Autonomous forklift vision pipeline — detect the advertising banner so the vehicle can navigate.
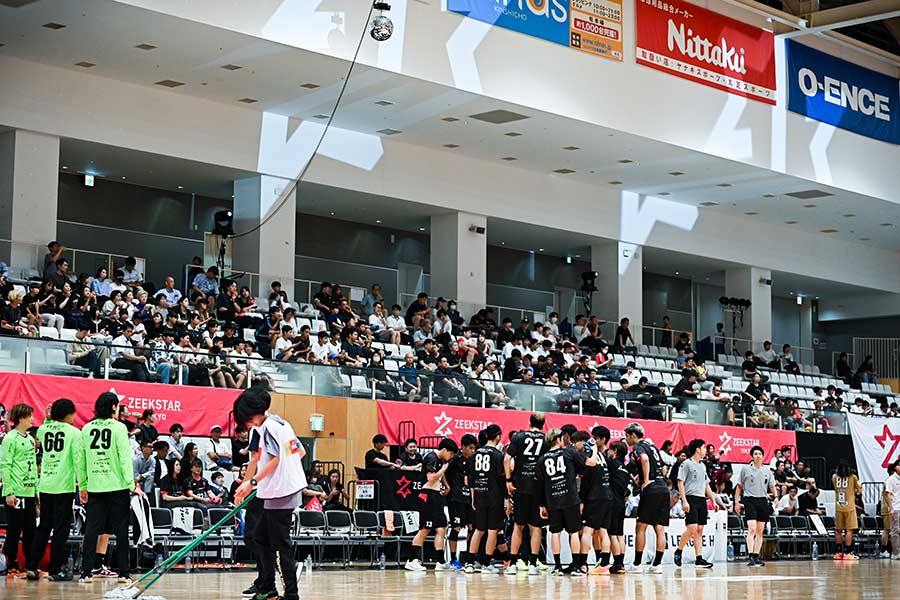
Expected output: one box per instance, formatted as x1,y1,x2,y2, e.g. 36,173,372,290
635,0,776,104
677,422,797,462
447,0,624,62
786,39,900,144
0,372,240,436
847,413,900,482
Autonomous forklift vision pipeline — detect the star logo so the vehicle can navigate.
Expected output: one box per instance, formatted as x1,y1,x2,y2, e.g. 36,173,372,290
718,430,733,456
874,424,900,468
396,476,413,499
434,411,454,437
107,387,126,403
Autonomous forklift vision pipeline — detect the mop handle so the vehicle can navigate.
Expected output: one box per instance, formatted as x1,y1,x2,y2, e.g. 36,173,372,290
136,490,258,584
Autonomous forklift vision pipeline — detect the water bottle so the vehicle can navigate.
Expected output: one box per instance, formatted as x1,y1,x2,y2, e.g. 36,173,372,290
378,553,386,570
185,555,192,573
811,542,819,561
155,553,163,572
67,553,75,576
305,555,313,573
727,543,735,562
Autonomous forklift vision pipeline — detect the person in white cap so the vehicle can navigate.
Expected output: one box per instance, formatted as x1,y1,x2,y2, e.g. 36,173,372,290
203,425,234,471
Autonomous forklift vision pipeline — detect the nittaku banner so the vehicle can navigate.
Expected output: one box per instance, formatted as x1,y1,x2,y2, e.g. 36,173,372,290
635,0,776,104
786,39,900,145
447,0,624,62
847,413,900,482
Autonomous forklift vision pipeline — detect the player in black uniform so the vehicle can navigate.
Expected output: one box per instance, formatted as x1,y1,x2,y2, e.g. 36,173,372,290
446,434,477,570
606,440,631,574
405,438,459,572
580,426,614,575
466,424,508,574
504,413,547,575
624,422,669,574
537,429,599,576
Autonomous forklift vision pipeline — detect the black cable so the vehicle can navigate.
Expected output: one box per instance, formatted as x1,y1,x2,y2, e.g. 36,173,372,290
230,1,377,239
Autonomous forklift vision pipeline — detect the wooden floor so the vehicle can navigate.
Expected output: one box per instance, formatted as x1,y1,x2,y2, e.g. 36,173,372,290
2,561,900,600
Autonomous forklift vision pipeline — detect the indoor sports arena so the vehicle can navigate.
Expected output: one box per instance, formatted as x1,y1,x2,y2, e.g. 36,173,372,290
2,0,900,599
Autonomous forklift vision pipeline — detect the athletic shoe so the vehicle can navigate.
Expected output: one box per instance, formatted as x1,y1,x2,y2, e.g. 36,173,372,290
450,561,464,571
78,576,94,584
503,564,517,575
646,565,663,574
527,565,539,575
253,591,278,600
609,564,626,575
434,562,451,571
755,557,766,567
48,572,73,582
892,554,900,560
537,561,551,571
551,567,565,577
695,557,714,569
404,559,427,572
515,559,528,571
117,577,133,585
625,564,643,573
480,564,499,574
464,563,475,573
26,570,39,581
843,553,859,561
747,557,759,567
879,551,891,559
242,584,260,598
93,566,117,578
673,552,682,568
589,565,610,575
833,553,844,561
570,569,586,577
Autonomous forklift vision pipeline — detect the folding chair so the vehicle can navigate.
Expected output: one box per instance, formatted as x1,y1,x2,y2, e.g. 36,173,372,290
353,510,382,566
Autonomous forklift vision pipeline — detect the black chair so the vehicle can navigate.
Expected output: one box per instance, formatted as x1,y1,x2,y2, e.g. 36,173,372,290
208,508,236,566
727,514,745,558
859,516,881,557
324,511,353,567
791,516,812,556
352,511,382,565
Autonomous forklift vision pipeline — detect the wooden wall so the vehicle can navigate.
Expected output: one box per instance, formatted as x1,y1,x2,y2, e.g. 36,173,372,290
276,394,378,477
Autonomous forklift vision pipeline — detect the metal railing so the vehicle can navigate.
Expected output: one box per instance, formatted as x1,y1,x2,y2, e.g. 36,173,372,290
852,338,900,379
0,237,145,286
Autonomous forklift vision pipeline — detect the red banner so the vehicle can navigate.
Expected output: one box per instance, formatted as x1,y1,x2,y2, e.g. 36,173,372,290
677,422,795,463
376,400,679,447
636,0,776,104
0,372,241,436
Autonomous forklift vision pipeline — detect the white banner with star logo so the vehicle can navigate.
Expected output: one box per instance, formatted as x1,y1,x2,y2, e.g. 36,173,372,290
848,413,900,482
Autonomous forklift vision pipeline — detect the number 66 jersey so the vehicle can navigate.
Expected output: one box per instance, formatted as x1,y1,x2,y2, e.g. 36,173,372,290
36,418,83,495
78,417,135,493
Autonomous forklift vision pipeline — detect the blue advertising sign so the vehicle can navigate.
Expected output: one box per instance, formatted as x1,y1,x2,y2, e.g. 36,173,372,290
786,39,900,145
447,0,624,62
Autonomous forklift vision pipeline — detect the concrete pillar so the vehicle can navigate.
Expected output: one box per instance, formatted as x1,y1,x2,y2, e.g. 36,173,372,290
232,175,296,300
429,212,486,317
0,130,60,273
591,240,643,344
725,267,772,352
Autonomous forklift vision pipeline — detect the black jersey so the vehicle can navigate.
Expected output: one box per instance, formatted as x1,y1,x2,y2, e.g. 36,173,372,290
609,457,631,502
583,453,614,502
506,429,546,494
445,452,470,503
537,446,586,509
631,440,667,494
467,445,505,507
423,451,445,475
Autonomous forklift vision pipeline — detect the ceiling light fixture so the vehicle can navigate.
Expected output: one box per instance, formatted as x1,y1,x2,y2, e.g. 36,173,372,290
419,227,425,231
744,211,758,215
376,219,382,224
329,212,335,216
802,204,817,208
300,82,320,89
820,228,838,233
784,220,799,224
762,193,776,198
221,64,243,71
370,1,394,41
177,185,183,189
658,192,670,196
617,159,633,164
698,201,718,207
42,22,66,30
842,213,856,218
441,117,460,122
504,132,522,137
134,43,157,50
121,176,126,180
469,109,530,124
238,98,258,104
608,180,623,185
312,114,330,119
716,183,733,187
374,100,394,106
74,61,96,68
155,79,185,88
501,156,517,161
538,248,544,252
562,146,580,151
61,166,68,170
675,271,680,275
668,171,685,176
443,143,460,148
552,168,575,174
880,222,895,227
376,128,401,135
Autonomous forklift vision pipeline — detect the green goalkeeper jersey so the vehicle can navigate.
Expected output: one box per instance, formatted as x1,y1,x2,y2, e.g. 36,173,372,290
36,420,83,494
77,418,134,493
0,429,38,498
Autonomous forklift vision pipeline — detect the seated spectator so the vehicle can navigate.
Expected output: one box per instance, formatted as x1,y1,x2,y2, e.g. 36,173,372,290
594,343,620,380
110,323,149,381
798,486,823,516
216,280,240,323
90,266,112,301
368,302,396,344
834,352,853,384
434,356,466,403
476,359,508,407
385,304,410,344
268,281,289,310
191,265,220,302
204,425,235,471
778,486,800,515
68,324,105,376
755,340,780,369
234,286,260,328
741,350,759,379
340,327,367,368
856,355,879,384
405,292,431,327
186,256,204,283
207,339,239,388
158,460,206,511
328,298,357,332
313,281,336,316
396,353,421,402
781,344,800,374
25,279,65,334
397,439,424,470
184,459,223,507
158,275,182,307
457,328,479,368
323,469,351,512
675,331,693,353
152,330,186,383
209,472,230,506
672,371,700,399
360,283,383,318
274,325,301,362
109,269,128,294
133,440,156,495
255,306,282,358
413,319,434,348
47,257,71,292
121,256,145,291
1,290,36,337
788,461,816,489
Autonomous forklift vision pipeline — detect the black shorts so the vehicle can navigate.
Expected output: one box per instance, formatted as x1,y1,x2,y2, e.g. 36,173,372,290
448,499,474,528
608,500,626,536
418,490,447,530
637,491,670,527
743,497,770,522
582,498,612,531
685,496,709,526
548,505,582,534
513,492,544,527
473,499,505,531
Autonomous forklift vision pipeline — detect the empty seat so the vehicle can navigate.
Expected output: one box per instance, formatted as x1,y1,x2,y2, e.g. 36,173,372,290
311,319,327,333
39,326,59,339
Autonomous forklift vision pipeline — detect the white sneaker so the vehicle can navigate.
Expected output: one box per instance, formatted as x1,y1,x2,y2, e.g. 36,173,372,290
480,564,499,574
892,554,900,561
515,559,528,571
404,559,427,572
434,562,451,571
528,565,539,575
464,563,475,574
503,564,517,575
879,551,891,559
625,564,644,573
646,565,663,574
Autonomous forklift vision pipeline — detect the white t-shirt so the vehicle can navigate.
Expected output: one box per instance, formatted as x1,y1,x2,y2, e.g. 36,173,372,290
386,315,406,331
368,314,386,331
254,414,307,499
778,494,798,512
886,473,900,512
203,437,231,470
275,337,293,355
310,339,329,361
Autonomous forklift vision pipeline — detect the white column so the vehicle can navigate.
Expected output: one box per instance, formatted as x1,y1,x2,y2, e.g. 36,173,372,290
232,175,296,299
591,240,643,344
800,298,814,365
0,130,60,272
725,267,772,351
429,212,486,317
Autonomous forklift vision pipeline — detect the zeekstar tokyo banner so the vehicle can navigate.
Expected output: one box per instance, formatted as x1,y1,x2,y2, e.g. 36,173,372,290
635,0,776,104
847,413,900,482
677,422,796,463
376,399,679,446
0,372,241,436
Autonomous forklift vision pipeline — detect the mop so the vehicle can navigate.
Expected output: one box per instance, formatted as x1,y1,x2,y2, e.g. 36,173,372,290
105,490,257,600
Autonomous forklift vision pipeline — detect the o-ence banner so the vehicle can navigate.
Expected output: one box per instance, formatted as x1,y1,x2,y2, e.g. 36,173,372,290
447,0,624,62
787,39,900,144
636,0,776,104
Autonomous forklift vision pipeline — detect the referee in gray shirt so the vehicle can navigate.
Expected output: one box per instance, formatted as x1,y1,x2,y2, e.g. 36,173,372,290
674,439,726,568
735,445,777,567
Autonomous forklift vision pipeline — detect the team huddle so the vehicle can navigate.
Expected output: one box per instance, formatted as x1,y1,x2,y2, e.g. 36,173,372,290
403,414,728,575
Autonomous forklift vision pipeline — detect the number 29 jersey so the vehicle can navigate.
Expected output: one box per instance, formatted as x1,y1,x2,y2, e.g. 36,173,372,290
467,445,506,507
78,418,135,493
537,446,587,509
